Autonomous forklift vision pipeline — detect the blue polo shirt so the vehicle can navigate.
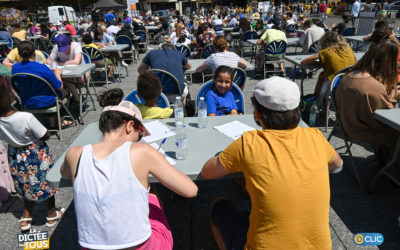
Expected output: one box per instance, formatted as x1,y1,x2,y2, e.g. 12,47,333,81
206,88,238,116
142,49,188,94
12,61,62,109
104,13,115,25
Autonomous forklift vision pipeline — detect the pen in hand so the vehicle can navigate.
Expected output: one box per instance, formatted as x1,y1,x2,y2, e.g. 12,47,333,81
158,138,167,151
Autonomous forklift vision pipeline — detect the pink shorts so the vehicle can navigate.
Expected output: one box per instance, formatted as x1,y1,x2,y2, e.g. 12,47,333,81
136,194,173,250
82,194,173,250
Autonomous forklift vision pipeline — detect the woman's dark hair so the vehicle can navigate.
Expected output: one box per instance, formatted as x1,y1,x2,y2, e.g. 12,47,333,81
350,39,398,96
17,41,35,60
374,20,388,30
200,22,209,33
97,88,142,134
137,71,162,100
121,23,131,32
177,33,187,44
251,96,300,130
82,33,93,44
238,18,251,33
64,21,70,25
213,65,234,82
0,78,14,116
94,28,103,40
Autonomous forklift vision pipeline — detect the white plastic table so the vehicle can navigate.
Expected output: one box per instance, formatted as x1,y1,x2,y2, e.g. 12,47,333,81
345,36,368,52
62,63,96,123
46,115,308,187
100,44,129,77
370,109,400,191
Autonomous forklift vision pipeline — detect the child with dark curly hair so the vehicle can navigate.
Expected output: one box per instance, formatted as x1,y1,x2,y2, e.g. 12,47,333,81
136,71,173,119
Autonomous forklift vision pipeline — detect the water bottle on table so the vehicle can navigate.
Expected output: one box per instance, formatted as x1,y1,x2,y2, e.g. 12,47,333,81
197,97,207,128
174,96,184,125
309,101,318,126
175,122,187,160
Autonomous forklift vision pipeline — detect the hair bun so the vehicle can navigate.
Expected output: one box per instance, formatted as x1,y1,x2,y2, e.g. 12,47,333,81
97,88,124,107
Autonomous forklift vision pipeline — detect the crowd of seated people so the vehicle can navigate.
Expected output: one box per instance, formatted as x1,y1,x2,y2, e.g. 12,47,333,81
1,8,400,250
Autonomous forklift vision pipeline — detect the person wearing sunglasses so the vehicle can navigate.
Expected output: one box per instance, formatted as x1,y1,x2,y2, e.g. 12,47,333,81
61,88,198,249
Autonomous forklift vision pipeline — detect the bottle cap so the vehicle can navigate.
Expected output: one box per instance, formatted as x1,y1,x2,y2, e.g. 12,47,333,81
176,96,180,100
200,97,205,101
176,121,183,127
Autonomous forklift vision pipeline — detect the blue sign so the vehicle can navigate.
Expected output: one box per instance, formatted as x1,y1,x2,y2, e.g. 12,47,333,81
354,233,384,246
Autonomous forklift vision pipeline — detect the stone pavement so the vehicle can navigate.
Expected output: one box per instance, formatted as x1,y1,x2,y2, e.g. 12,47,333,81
0,42,399,250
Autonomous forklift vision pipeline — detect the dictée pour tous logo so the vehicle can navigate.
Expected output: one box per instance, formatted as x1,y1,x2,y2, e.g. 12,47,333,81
17,230,49,250
354,233,384,246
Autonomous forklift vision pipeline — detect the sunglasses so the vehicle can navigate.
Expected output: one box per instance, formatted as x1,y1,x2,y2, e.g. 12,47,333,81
123,120,145,138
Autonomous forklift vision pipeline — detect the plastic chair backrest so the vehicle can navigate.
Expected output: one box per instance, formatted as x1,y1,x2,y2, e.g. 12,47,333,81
12,37,20,47
196,81,245,114
308,40,319,54
7,37,13,49
11,73,58,107
329,73,345,110
265,40,287,56
125,89,170,109
76,29,84,37
148,69,182,96
242,31,258,41
40,51,49,59
82,52,91,64
214,24,223,32
201,44,216,59
82,46,105,62
115,35,133,50
136,31,147,43
50,32,57,43
286,24,298,33
341,27,356,36
175,45,190,59
233,67,246,89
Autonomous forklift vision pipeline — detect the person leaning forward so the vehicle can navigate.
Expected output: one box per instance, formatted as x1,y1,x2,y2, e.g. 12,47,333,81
201,76,342,250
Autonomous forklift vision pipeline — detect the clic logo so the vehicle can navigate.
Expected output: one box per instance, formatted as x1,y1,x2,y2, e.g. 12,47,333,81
354,233,384,246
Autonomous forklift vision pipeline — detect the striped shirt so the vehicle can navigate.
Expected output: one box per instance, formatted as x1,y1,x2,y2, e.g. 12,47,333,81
205,51,241,72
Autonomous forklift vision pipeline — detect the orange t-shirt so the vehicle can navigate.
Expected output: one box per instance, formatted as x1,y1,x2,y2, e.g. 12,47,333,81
219,127,335,250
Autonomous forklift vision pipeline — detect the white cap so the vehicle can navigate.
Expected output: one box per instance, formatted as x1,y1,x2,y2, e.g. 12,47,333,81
253,77,300,111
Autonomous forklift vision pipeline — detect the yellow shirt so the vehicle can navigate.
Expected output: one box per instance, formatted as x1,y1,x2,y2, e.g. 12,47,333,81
136,104,173,119
260,29,287,46
6,48,46,65
319,45,356,81
83,43,99,49
219,127,335,250
12,29,27,41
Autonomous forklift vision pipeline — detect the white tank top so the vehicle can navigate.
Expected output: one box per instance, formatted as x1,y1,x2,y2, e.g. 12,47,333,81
73,141,151,249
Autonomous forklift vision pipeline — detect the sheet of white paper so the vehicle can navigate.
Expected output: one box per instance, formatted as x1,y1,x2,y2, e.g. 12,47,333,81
150,143,176,165
142,120,176,143
214,120,255,140
62,70,71,74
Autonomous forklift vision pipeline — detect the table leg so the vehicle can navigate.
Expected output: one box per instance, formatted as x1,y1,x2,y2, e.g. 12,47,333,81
370,138,400,192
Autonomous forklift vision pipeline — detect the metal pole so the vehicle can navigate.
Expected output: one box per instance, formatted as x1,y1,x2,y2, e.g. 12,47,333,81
77,0,82,14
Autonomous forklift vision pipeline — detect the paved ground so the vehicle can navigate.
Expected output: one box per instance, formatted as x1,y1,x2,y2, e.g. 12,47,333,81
1,35,400,250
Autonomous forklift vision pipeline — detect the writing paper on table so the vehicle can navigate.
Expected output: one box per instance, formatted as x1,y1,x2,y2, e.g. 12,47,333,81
150,143,176,165
214,120,255,140
142,120,176,143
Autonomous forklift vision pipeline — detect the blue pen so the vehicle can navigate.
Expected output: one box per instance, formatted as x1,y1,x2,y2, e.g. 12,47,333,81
158,138,167,151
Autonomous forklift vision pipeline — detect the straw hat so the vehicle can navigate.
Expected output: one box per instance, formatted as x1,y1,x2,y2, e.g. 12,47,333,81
252,13,260,20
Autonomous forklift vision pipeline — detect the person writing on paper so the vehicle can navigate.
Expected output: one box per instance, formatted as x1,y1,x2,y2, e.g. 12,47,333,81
61,88,198,250
136,71,173,119
201,77,342,250
46,34,82,104
206,66,239,116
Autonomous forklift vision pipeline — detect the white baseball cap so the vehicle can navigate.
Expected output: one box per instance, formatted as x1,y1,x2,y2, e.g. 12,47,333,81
253,77,300,111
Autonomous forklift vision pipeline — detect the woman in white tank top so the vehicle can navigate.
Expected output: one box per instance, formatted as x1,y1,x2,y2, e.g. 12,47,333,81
61,88,198,250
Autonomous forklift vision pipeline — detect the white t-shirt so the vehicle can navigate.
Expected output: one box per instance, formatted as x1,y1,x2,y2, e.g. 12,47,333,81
212,19,223,26
205,51,242,72
0,112,47,147
49,41,82,64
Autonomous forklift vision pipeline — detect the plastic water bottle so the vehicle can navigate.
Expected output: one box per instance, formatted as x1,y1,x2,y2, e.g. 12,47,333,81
197,97,207,128
309,101,318,126
174,96,184,125
175,122,187,160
